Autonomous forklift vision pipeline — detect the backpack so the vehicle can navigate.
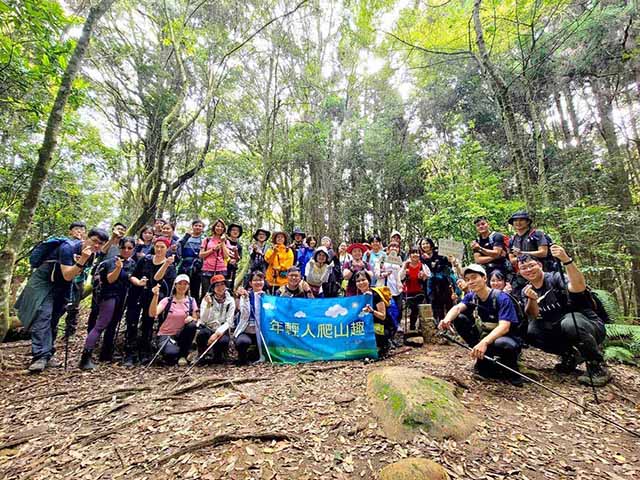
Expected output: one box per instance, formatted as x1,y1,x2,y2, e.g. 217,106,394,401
29,237,70,269
371,286,401,329
586,288,613,324
488,232,510,257
529,229,555,267
159,295,195,325
471,289,527,337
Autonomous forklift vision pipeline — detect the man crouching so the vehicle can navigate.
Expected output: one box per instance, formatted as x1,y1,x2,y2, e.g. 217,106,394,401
439,264,524,386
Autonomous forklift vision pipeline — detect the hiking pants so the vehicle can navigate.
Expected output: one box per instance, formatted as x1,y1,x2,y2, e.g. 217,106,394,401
405,293,424,330
454,313,521,375
30,288,67,361
158,322,197,364
235,332,258,364
84,296,125,360
124,288,142,357
196,327,230,363
527,311,605,363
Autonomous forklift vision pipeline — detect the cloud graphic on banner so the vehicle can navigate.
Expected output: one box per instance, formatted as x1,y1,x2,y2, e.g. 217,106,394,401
263,303,275,311
294,311,306,318
325,304,348,318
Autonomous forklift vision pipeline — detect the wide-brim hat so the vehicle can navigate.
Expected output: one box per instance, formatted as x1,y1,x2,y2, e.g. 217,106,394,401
390,229,402,240
252,228,271,241
313,246,330,262
291,226,306,239
227,223,243,237
508,211,532,225
272,231,289,244
347,242,369,255
210,274,226,285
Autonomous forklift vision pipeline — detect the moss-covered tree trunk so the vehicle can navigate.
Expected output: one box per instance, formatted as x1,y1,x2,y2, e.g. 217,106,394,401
0,0,116,345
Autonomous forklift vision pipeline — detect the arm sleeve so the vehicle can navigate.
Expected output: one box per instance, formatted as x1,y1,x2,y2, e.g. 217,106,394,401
497,293,518,324
536,231,549,246
58,242,76,267
156,297,169,315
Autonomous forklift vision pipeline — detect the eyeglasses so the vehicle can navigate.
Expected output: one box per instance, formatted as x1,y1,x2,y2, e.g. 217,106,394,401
519,263,539,272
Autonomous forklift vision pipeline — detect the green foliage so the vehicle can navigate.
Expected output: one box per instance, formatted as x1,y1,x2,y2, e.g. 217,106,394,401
603,346,637,366
592,289,623,325
605,324,640,358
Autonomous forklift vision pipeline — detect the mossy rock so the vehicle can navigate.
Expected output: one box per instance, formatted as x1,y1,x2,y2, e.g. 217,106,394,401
379,458,450,480
367,367,476,441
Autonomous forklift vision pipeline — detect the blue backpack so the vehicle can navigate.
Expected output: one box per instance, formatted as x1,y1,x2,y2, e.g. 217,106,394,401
29,237,69,269
387,298,401,329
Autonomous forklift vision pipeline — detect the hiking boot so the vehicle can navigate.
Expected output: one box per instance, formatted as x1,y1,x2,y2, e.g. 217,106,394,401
28,358,47,373
177,357,188,367
79,349,96,370
554,349,583,374
46,356,62,368
123,355,135,368
578,362,611,387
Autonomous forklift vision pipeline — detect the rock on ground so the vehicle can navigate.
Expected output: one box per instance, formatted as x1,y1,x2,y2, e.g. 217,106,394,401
367,366,477,441
379,457,450,480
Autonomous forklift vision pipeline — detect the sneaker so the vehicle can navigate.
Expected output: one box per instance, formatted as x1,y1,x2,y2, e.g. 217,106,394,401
578,363,611,387
28,358,47,373
554,349,583,374
46,356,62,368
177,357,188,367
123,355,135,368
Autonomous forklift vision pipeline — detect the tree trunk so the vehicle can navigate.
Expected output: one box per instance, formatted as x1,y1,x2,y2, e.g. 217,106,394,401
553,90,572,146
472,0,531,207
0,0,116,344
526,86,549,207
563,82,581,146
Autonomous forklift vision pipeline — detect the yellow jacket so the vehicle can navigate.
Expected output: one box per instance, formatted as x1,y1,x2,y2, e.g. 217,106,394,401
264,244,294,287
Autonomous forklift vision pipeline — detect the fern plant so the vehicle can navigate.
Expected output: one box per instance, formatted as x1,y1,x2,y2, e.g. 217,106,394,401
592,289,623,324
605,324,640,358
604,346,637,365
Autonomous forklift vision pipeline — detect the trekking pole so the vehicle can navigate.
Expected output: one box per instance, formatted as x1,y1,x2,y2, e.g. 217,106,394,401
144,337,171,370
259,329,273,364
554,257,599,404
438,330,640,439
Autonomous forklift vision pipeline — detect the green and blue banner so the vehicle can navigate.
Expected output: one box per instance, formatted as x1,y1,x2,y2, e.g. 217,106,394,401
259,295,378,363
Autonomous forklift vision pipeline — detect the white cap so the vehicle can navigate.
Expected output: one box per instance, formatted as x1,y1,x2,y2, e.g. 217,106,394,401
174,273,191,284
463,264,487,277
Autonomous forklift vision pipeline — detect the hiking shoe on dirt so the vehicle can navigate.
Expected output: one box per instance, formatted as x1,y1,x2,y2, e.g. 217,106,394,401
578,363,611,387
28,358,46,373
123,355,135,368
554,349,583,374
178,357,188,367
79,349,96,370
46,356,62,368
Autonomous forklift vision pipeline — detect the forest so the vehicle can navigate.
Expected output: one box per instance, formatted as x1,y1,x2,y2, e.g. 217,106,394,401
0,0,638,326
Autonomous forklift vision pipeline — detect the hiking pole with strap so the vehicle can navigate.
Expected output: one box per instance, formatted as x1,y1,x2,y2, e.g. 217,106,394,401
144,336,171,370
438,329,640,439
553,257,599,404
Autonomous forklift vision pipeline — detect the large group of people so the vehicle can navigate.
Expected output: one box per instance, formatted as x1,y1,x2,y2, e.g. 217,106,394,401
15,210,611,388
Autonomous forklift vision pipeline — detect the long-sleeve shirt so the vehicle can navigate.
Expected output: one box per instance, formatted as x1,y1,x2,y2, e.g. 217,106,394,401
199,291,235,330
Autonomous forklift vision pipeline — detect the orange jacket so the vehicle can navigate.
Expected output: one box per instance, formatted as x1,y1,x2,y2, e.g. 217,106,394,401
264,244,294,287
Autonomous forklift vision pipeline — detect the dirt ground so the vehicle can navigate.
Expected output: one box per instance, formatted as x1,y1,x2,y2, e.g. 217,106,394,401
1,327,639,480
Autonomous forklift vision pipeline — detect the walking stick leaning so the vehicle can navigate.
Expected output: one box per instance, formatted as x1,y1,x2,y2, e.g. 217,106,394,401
173,323,230,387
438,330,640,439
145,337,171,370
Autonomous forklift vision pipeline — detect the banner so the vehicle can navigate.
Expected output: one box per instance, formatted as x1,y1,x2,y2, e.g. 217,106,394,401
259,295,379,363
437,238,465,262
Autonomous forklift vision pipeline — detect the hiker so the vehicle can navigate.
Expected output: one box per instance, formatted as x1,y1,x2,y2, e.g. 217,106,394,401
320,236,335,261
296,235,316,278
160,222,182,260
178,220,205,299
399,247,430,331
507,210,553,275
489,271,512,293
226,223,243,289
199,218,230,300
305,246,331,297
276,266,314,298
265,231,294,292
419,237,460,321
149,275,198,366
364,235,386,285
379,241,404,314
79,236,137,370
127,236,177,364
198,274,234,364
355,270,390,358
235,271,267,365
389,230,406,260
343,243,371,297
69,221,86,241
134,225,155,260
518,247,611,386
471,216,511,281
86,222,128,336
246,228,270,285
290,227,306,264
438,264,525,386
16,228,109,372
337,242,351,266
153,218,166,237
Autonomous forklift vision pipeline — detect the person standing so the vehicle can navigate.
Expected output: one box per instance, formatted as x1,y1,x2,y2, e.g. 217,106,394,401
179,220,205,298
199,219,230,300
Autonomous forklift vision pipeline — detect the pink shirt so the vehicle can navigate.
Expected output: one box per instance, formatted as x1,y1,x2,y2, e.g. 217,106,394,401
157,296,198,336
201,237,229,273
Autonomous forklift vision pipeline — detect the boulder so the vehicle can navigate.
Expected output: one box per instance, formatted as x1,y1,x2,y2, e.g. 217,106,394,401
367,366,476,441
379,458,450,480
